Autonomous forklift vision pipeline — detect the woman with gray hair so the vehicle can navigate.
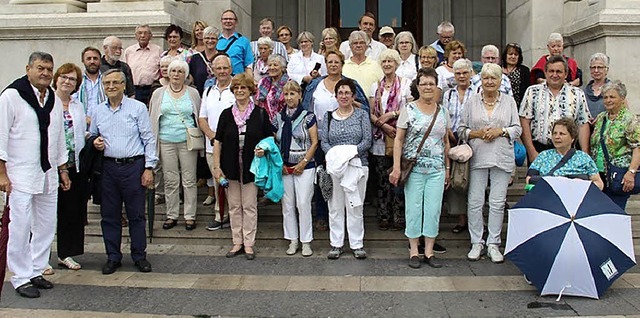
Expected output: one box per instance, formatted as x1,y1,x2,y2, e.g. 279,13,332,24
256,54,290,121
590,80,640,210
149,59,202,230
253,36,274,83
393,31,418,80
287,31,327,85
530,32,582,86
188,26,220,96
443,58,474,234
584,52,611,119
368,48,412,231
458,63,521,263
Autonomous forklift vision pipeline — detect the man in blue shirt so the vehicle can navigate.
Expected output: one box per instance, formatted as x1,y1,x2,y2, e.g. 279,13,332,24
90,69,157,275
216,9,254,77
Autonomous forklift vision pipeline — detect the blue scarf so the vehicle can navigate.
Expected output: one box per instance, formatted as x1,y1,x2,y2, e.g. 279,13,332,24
280,104,304,163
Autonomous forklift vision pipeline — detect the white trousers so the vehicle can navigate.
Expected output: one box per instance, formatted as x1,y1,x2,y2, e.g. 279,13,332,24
467,167,510,245
328,167,368,249
7,189,57,288
282,168,315,243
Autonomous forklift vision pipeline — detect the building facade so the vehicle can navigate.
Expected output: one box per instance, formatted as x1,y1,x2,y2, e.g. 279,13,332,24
0,0,638,109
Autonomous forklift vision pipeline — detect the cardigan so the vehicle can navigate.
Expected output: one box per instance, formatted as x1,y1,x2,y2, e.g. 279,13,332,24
215,105,273,184
149,86,201,155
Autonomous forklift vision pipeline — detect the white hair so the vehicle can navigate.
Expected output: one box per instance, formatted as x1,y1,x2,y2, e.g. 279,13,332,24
168,59,189,77
103,36,121,48
589,52,610,67
481,63,502,81
437,21,454,34
212,54,231,67
348,30,369,45
548,32,564,44
267,54,287,68
481,45,499,57
452,58,473,72
257,36,274,48
160,55,177,66
378,49,401,67
393,31,418,54
203,26,220,38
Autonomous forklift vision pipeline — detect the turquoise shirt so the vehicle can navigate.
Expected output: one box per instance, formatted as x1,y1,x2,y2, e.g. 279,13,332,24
529,149,598,177
159,91,196,143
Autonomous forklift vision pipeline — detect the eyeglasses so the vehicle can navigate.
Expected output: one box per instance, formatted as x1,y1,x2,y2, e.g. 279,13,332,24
221,17,236,21
59,75,77,83
482,56,498,61
398,41,411,45
418,82,436,87
337,91,353,96
590,66,608,71
279,33,291,37
103,81,124,87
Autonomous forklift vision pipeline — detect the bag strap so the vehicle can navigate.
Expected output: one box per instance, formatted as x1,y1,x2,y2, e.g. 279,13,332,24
218,33,241,53
415,105,440,156
166,90,192,130
599,117,613,165
414,54,420,73
546,148,576,176
197,51,214,75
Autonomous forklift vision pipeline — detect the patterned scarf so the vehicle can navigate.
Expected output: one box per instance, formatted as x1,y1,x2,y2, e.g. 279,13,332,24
372,76,401,140
256,73,290,120
279,104,305,163
232,100,255,134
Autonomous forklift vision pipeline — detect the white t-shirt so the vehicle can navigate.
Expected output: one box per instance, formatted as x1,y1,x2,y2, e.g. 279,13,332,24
396,54,418,81
287,51,327,84
199,84,235,153
436,65,455,92
312,80,338,126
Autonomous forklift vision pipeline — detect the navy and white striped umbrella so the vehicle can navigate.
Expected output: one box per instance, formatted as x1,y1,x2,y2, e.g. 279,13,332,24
505,177,636,299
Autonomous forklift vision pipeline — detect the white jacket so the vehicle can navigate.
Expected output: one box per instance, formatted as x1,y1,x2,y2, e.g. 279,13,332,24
325,145,365,208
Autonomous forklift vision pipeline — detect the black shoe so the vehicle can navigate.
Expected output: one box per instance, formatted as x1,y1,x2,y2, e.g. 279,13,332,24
30,276,53,289
226,247,245,258
185,221,196,231
102,260,122,275
451,224,468,234
424,256,442,268
162,219,177,230
134,259,152,272
245,253,256,260
433,242,447,254
16,283,40,298
408,256,421,269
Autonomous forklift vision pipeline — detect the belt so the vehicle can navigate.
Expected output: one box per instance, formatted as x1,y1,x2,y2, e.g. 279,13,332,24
134,85,152,89
104,155,144,164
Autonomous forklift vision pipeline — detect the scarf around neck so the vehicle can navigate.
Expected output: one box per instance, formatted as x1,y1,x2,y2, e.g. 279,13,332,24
257,73,289,120
232,100,255,133
279,104,305,163
6,75,55,172
373,76,401,139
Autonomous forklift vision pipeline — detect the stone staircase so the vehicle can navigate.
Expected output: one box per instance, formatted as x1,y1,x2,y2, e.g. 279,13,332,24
84,167,640,255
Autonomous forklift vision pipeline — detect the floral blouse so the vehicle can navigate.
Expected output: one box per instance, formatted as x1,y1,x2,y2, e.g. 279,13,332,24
396,102,449,174
590,106,640,171
529,149,598,177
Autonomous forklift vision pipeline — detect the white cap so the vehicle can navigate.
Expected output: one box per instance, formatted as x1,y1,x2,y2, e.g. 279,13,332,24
379,26,395,37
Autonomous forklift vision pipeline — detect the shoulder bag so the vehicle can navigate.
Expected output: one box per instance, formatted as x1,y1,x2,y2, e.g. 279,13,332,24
388,105,440,186
600,117,640,194
168,92,205,151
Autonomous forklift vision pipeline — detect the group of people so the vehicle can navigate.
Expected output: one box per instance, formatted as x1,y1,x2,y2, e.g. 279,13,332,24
1,8,637,299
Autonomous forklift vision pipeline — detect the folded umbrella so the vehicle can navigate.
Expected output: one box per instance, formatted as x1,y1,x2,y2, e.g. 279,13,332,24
0,194,10,299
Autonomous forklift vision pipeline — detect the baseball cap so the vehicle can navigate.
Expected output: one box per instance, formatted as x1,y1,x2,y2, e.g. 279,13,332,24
379,26,395,37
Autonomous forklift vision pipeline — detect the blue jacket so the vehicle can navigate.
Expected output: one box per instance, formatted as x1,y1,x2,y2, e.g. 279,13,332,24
301,75,370,114
250,137,284,202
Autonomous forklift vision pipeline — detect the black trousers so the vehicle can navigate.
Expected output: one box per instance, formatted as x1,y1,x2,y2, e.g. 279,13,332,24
57,167,88,259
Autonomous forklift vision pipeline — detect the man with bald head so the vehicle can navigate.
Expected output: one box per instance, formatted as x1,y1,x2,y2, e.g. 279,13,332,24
101,36,135,97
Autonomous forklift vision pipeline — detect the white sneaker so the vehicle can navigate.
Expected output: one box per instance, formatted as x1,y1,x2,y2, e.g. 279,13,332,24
286,241,299,255
467,243,484,261
202,195,215,206
301,243,313,257
486,244,504,263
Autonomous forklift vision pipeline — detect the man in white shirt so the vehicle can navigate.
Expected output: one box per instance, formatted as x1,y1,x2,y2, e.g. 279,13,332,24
339,12,387,61
0,52,70,298
199,55,235,230
250,18,288,61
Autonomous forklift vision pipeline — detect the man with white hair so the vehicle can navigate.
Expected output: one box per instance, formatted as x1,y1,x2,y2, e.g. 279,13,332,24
123,24,162,105
430,21,455,65
339,12,387,61
101,36,135,97
469,45,513,96
342,31,383,100
250,18,288,61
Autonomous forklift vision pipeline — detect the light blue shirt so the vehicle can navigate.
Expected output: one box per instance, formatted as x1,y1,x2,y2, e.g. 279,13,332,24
158,91,195,143
217,32,254,75
89,96,158,168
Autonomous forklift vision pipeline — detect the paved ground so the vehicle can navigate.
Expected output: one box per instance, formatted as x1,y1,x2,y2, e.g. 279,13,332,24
1,243,640,317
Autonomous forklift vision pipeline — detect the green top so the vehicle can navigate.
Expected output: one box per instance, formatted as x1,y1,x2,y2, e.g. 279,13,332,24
590,106,640,172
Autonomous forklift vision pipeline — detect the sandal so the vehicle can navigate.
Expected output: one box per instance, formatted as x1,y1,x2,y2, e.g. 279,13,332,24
162,219,177,230
451,224,468,234
58,257,81,270
42,264,54,275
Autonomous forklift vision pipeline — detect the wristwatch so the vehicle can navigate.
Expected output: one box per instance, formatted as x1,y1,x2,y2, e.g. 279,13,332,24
501,128,508,137
629,169,637,174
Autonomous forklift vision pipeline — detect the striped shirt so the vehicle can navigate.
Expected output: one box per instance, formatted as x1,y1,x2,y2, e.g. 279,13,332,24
443,86,475,132
89,96,158,168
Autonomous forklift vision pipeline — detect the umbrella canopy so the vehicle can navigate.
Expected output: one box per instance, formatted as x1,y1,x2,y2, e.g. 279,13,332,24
505,177,636,299
146,188,154,243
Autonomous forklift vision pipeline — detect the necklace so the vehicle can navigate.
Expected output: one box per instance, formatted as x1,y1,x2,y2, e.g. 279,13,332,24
169,85,183,93
337,107,353,117
481,92,499,107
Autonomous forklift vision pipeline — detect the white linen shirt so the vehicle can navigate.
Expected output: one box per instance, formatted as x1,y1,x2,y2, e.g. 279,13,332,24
339,39,386,61
396,54,418,80
0,87,67,194
67,97,88,172
287,51,327,84
200,84,235,153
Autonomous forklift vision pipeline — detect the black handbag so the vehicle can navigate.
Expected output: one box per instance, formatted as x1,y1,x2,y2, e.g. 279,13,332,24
600,117,640,194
